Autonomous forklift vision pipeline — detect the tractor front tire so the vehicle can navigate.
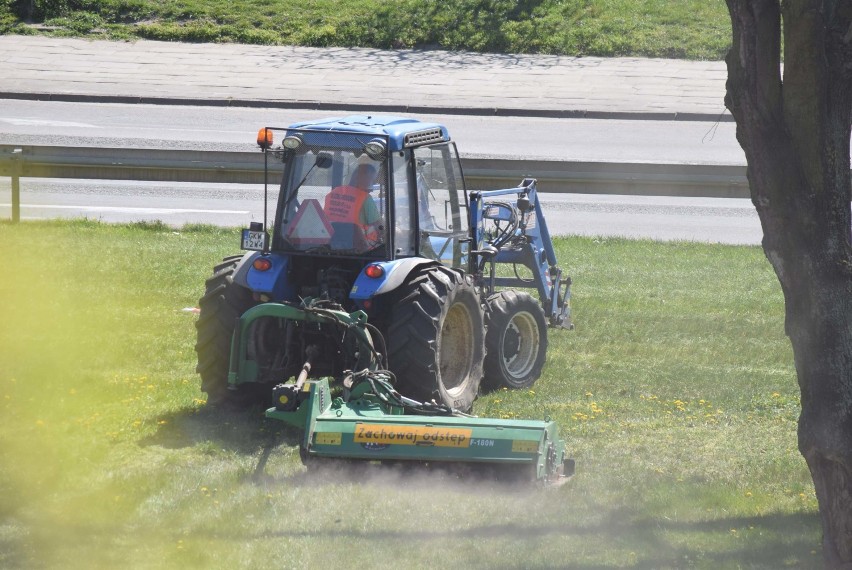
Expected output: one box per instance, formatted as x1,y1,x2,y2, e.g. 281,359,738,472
483,291,548,390
195,255,257,406
386,266,484,411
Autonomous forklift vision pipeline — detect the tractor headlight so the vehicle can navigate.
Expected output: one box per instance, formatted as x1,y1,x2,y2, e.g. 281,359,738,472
283,135,303,150
364,139,387,161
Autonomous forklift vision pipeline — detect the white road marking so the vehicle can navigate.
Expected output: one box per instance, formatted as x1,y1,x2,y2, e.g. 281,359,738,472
0,118,101,128
0,204,250,214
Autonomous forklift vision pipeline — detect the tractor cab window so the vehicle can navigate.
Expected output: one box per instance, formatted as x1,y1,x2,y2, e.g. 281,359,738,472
275,142,388,257
413,143,469,266
391,150,416,257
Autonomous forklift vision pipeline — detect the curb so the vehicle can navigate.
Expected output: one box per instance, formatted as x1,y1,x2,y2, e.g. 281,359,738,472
0,91,735,122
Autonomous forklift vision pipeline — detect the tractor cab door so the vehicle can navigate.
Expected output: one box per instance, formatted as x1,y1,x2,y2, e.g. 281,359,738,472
413,143,469,268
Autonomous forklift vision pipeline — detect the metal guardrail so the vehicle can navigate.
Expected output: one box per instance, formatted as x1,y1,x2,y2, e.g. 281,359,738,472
462,158,748,198
0,145,750,222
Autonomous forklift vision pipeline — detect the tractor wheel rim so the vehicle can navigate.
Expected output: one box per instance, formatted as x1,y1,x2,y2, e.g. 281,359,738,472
503,311,539,379
440,302,474,392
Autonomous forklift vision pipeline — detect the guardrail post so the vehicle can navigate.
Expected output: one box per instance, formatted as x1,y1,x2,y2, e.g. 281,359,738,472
10,149,22,223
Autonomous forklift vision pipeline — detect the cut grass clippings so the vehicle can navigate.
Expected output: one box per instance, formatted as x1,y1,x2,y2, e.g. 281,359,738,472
0,0,731,60
0,219,819,569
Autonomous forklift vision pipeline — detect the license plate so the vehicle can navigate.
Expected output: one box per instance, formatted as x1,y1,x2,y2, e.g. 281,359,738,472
241,229,267,251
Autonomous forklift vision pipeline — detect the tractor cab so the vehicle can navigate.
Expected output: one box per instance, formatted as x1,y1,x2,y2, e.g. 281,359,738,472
254,117,470,269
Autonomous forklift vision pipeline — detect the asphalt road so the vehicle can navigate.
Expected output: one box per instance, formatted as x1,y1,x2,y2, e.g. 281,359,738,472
0,100,745,163
0,178,761,244
0,100,761,244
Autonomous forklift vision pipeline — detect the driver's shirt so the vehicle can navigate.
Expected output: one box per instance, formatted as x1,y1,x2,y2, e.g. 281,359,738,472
324,185,380,242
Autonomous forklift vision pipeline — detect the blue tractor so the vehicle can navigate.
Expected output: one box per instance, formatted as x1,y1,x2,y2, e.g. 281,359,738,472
195,116,572,411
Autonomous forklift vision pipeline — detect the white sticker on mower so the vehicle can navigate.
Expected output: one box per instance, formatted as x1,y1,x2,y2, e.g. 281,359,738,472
354,424,472,448
315,432,342,446
511,440,539,454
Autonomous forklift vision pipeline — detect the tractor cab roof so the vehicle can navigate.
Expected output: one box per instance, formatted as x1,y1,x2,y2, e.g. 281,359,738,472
287,115,450,152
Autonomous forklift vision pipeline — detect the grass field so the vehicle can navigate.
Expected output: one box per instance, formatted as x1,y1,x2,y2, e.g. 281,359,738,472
0,0,731,59
0,219,820,569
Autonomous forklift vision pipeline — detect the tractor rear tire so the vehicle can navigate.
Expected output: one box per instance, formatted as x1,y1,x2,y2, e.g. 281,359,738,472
386,266,484,411
483,291,548,390
195,255,257,406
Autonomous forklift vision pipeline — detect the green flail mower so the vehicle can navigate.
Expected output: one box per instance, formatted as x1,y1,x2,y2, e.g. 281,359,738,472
230,297,573,484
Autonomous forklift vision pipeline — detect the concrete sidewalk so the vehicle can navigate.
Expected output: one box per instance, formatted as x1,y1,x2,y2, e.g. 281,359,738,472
0,35,730,120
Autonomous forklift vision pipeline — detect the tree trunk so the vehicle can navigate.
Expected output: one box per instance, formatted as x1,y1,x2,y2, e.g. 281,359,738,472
724,0,852,566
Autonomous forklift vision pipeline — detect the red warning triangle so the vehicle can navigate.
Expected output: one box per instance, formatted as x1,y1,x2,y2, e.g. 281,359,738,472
286,199,334,245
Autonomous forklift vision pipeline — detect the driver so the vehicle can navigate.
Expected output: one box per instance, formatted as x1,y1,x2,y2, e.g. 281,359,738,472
324,157,382,245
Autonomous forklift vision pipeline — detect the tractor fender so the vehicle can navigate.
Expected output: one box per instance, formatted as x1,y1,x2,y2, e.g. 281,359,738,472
350,258,441,300
230,251,257,287
233,251,293,300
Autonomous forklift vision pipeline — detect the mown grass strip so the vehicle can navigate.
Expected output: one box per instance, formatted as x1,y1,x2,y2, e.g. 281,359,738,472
0,220,818,569
1,0,731,59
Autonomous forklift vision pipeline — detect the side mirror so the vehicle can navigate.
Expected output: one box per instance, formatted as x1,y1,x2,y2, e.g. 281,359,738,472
315,153,333,169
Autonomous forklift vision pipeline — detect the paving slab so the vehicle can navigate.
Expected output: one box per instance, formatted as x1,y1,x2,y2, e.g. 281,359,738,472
0,35,730,120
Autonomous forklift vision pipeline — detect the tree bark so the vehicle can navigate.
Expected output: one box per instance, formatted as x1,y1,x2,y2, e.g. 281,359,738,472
724,0,852,566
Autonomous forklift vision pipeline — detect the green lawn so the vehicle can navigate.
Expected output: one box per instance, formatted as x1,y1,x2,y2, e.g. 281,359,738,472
0,220,819,569
0,0,731,59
